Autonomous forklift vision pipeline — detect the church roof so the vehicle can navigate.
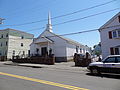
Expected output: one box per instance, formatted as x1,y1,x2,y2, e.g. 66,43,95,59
35,12,86,47
48,31,83,46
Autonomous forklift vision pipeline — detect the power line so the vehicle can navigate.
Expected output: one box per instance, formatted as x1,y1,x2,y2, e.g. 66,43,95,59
1,24,120,39
51,0,117,19
1,0,117,27
27,8,120,32
52,8,120,26
46,24,120,38
1,8,119,34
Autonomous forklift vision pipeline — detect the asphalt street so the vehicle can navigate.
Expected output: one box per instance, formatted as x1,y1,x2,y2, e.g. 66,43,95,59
0,63,120,90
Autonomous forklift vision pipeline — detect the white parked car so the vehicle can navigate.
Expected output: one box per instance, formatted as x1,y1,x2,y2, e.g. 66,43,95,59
87,55,120,75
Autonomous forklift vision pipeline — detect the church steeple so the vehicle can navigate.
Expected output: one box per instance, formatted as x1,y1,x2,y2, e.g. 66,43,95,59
46,12,52,32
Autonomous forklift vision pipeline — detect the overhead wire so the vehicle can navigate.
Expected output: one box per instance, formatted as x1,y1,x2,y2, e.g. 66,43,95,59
0,7,119,35
26,8,120,32
46,24,120,38
0,24,120,40
0,0,117,27
52,8,120,26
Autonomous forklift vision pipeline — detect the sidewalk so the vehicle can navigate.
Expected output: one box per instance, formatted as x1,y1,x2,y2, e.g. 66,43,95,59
1,61,87,72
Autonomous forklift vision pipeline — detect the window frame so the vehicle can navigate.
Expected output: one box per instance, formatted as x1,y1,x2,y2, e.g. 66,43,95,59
117,30,120,37
111,29,120,39
112,30,117,38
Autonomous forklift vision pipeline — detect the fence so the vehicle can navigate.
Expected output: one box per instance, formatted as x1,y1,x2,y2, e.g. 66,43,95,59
12,54,55,65
0,56,7,61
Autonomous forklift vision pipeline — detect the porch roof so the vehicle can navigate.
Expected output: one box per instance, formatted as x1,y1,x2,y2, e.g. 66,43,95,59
34,36,54,44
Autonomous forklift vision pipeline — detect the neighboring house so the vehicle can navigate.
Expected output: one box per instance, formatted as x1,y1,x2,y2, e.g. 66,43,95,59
30,13,91,62
99,12,120,59
0,28,34,61
92,43,102,56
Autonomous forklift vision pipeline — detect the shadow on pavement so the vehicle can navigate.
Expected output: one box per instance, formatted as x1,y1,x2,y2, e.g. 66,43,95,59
86,73,120,79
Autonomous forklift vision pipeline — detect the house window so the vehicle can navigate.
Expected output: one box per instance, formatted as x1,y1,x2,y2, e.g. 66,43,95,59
118,30,120,37
6,41,8,46
21,36,24,39
109,29,120,39
115,48,119,55
6,33,8,37
21,43,23,47
13,50,15,56
112,31,117,38
76,46,79,53
1,34,3,38
110,47,119,55
1,43,2,47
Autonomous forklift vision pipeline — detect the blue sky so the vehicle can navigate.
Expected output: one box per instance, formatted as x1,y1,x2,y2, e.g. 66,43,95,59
0,0,120,48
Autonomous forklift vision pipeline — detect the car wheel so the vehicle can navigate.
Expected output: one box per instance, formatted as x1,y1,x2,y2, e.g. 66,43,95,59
90,67,100,75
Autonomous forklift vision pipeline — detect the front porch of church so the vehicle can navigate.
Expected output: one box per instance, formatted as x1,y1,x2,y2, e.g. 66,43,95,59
32,36,54,57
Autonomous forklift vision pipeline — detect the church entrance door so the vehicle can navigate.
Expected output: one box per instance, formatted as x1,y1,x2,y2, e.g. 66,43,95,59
41,47,47,56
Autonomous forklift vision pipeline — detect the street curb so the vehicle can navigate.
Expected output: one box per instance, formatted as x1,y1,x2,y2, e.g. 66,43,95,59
3,62,88,72
18,64,43,68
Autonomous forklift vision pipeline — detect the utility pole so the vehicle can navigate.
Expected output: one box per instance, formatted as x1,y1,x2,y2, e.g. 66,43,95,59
0,18,5,24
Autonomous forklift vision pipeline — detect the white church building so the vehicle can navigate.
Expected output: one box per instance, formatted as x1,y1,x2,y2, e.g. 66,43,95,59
30,13,91,62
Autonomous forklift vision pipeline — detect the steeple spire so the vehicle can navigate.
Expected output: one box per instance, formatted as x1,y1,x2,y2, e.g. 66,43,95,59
46,12,52,32
48,12,51,25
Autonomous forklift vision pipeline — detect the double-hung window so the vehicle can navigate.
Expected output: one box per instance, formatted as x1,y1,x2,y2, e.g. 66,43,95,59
112,31,117,38
118,30,120,37
110,29,120,39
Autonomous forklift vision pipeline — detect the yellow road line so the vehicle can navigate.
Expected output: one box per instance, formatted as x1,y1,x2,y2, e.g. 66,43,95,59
0,72,89,90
